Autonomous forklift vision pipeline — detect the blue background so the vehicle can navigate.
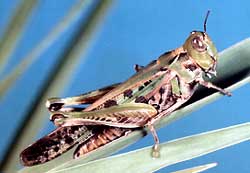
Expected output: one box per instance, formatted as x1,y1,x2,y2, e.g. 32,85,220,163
0,0,250,172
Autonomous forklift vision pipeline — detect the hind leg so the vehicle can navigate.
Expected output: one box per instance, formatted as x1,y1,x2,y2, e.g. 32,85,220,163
148,123,160,158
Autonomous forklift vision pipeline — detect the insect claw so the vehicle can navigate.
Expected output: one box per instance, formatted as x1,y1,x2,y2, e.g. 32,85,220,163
46,98,65,112
215,87,232,97
224,90,232,97
124,129,132,136
50,113,65,122
134,64,144,72
151,144,160,158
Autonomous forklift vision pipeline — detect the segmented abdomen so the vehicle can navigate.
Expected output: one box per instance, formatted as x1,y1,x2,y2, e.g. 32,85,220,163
20,125,93,166
73,126,131,158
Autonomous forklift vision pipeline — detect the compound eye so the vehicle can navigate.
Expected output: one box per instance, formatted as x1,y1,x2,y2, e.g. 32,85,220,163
192,36,207,52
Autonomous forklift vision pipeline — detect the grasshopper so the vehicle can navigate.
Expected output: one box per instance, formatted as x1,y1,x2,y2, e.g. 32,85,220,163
20,11,231,166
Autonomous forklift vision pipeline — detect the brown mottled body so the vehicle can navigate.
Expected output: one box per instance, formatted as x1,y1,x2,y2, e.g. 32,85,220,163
20,12,232,166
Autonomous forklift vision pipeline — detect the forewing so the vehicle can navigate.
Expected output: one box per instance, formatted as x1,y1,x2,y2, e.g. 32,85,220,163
85,51,180,111
20,125,93,166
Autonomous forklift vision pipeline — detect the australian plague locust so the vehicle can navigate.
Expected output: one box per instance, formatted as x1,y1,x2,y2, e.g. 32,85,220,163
20,11,231,166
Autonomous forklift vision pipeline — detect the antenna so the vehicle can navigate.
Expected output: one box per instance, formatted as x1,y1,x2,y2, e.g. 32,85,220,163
204,10,210,32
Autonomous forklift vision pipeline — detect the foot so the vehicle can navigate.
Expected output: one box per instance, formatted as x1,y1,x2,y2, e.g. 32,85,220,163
151,145,160,158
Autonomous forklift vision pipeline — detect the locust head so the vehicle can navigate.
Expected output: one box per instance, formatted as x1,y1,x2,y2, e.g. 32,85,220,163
183,11,218,78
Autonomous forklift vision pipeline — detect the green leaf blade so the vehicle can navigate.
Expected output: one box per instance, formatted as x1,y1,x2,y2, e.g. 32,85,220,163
171,163,217,173
49,122,250,173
